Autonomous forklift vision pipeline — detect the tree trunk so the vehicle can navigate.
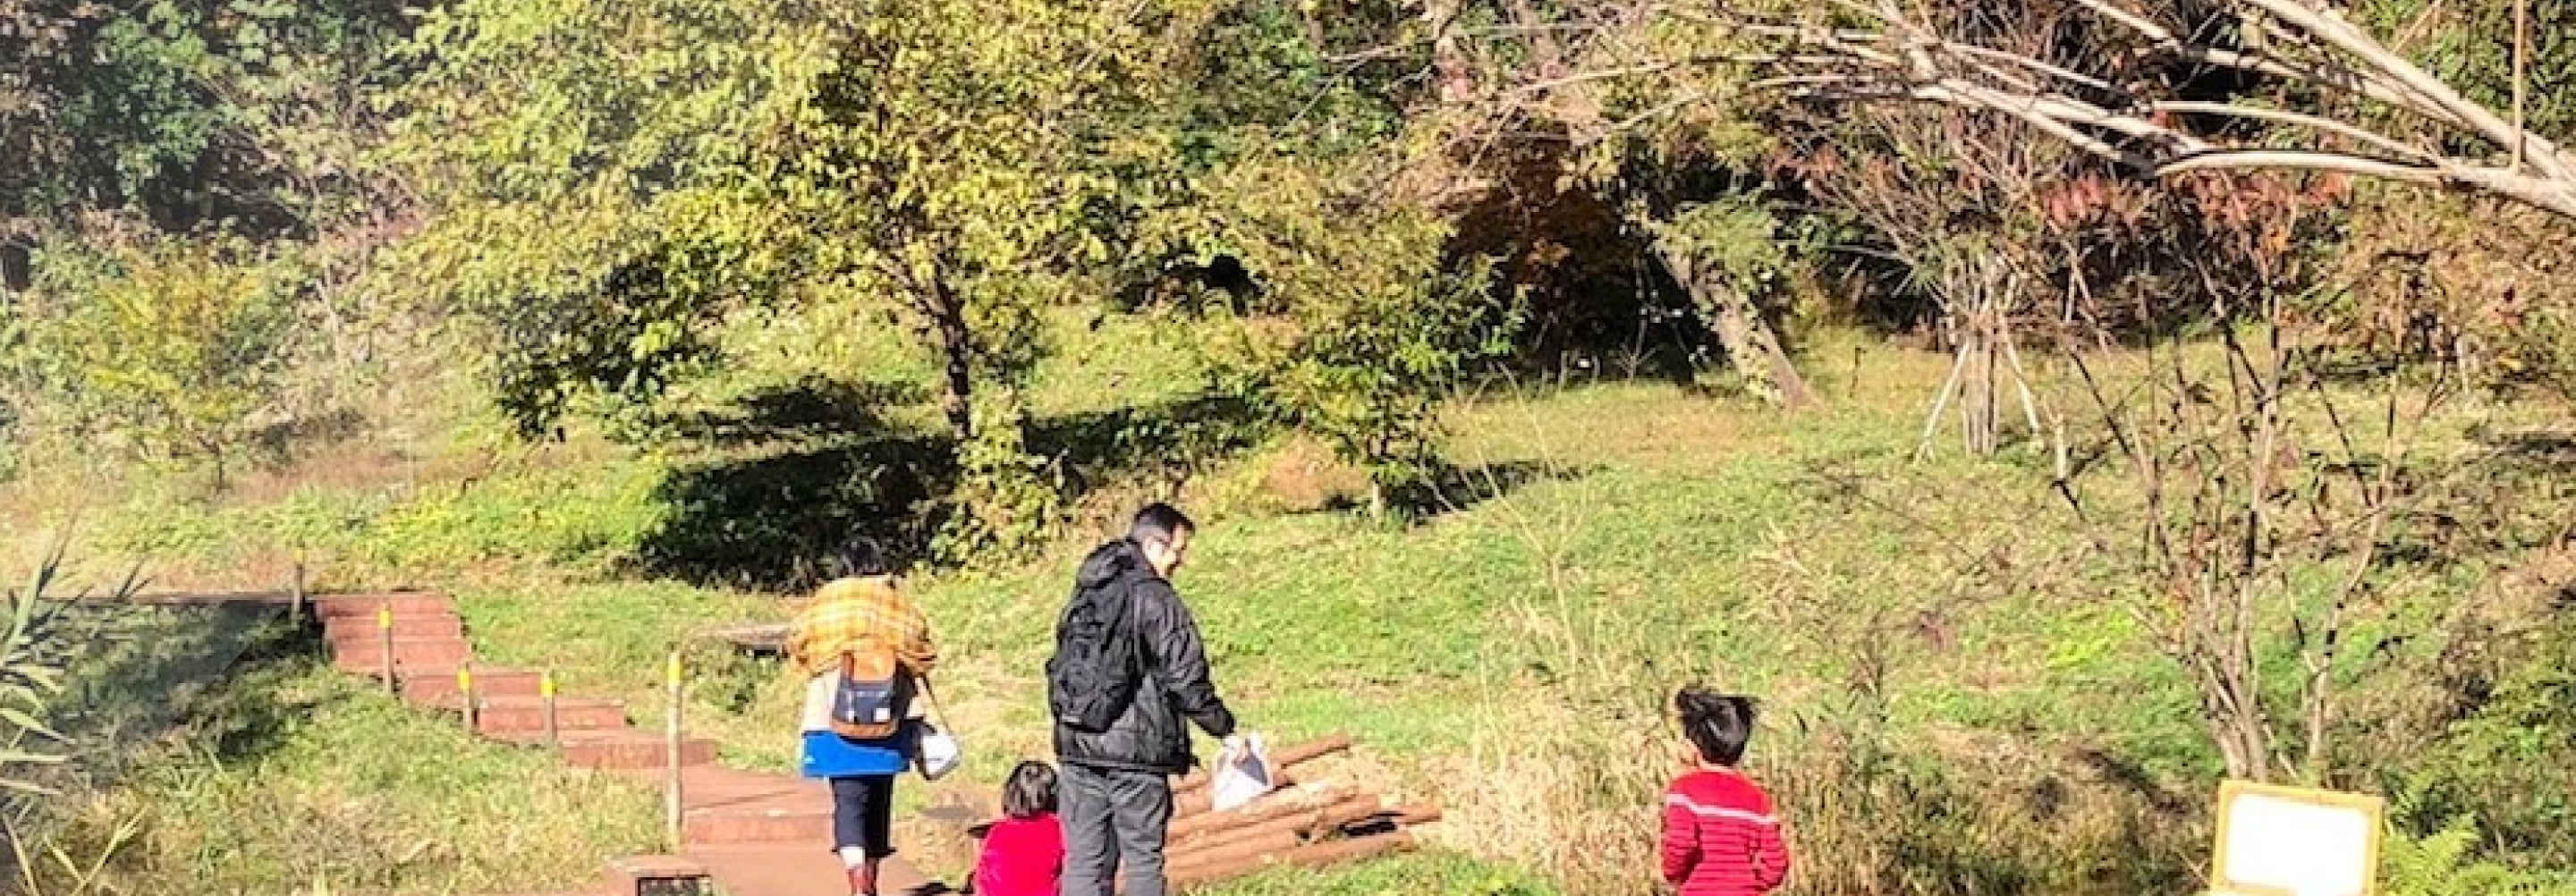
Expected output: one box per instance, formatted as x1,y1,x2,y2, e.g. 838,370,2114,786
1653,245,1817,409
2199,655,2274,782
1962,315,1996,456
2184,570,2276,782
921,278,977,443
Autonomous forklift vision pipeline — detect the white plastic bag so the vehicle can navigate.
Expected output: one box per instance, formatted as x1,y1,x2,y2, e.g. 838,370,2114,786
1208,732,1275,812
917,723,962,781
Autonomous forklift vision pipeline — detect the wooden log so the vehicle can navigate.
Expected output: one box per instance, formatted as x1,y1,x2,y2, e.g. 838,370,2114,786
1174,733,1354,793
1165,827,1304,880
1336,803,1441,840
1166,784,1352,841
1169,793,1380,865
1169,798,1409,881
1172,769,1301,820
1170,829,1419,891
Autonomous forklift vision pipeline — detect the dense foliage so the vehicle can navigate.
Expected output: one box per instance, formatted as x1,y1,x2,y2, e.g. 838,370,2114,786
3,0,2574,889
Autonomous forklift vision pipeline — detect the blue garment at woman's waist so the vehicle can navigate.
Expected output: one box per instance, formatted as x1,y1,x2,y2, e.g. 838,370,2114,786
801,723,919,778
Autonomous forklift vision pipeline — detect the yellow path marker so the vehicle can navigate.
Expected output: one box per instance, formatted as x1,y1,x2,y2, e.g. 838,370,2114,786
457,664,477,733
540,668,560,749
377,604,395,691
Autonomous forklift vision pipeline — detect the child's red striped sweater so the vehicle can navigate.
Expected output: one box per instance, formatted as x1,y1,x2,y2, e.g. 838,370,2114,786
1661,768,1791,896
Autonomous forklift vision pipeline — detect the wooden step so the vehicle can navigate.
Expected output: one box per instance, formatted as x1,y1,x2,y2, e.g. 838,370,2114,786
323,612,464,639
311,594,454,618
691,846,932,896
523,730,719,770
683,804,834,845
329,636,473,672
455,697,630,736
644,766,834,846
402,666,545,699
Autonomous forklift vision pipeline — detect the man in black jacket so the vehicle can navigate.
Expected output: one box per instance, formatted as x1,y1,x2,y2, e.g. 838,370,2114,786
1049,503,1239,896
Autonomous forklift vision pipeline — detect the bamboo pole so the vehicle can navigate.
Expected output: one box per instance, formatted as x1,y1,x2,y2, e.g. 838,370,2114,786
540,668,559,750
377,603,395,691
288,563,306,628
664,651,684,852
458,664,477,733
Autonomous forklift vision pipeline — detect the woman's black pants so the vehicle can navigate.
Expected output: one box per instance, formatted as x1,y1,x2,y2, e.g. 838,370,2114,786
830,774,896,859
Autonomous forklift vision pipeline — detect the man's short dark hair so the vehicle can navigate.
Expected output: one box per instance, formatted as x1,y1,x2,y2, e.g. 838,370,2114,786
1675,686,1758,767
1130,503,1195,545
838,536,889,579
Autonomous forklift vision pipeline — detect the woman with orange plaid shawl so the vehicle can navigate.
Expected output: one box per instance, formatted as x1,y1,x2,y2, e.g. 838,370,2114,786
791,537,939,896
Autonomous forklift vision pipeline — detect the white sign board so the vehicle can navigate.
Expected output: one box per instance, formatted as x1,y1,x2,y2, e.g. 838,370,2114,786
2209,781,2385,896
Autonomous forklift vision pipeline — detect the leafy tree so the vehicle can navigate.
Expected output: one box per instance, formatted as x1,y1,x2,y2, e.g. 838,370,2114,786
18,234,293,486
387,0,1527,528
1,0,412,237
386,0,1228,443
1133,151,1521,509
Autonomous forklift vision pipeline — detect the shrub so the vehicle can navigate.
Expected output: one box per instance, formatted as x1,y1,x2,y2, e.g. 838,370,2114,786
17,235,295,487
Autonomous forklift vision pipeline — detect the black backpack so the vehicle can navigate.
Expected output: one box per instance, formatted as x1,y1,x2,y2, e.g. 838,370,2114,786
1047,580,1142,732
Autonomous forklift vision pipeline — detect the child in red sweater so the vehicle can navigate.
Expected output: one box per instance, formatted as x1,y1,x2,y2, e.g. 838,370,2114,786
974,760,1065,896
1662,687,1791,896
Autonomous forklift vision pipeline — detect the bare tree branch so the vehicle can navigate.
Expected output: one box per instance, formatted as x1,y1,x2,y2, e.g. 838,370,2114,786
2148,101,2440,164
1682,0,2576,220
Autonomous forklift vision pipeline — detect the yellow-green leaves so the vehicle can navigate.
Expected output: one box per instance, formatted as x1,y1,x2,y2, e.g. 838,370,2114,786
17,236,293,483
384,0,1186,435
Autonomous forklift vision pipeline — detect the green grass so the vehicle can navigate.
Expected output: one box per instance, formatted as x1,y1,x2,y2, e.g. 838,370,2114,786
38,660,659,895
1194,851,1564,896
9,321,2574,895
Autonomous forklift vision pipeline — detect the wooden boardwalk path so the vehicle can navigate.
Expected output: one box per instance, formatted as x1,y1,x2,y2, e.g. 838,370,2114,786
299,591,943,896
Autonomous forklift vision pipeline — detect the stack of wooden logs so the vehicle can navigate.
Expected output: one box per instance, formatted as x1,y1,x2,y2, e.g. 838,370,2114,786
1156,732,1439,891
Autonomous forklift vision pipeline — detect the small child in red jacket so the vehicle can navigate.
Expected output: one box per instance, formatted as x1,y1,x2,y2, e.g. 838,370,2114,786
974,760,1065,896
1662,687,1791,896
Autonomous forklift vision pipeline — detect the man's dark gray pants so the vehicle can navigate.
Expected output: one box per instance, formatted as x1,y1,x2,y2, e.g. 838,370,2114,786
1058,761,1174,896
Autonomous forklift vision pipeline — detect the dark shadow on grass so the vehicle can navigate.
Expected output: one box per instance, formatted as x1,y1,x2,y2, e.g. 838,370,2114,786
1381,460,1602,520
4,601,328,879
2072,748,2193,816
648,376,928,449
2483,427,2576,469
247,407,371,469
632,431,958,589
43,603,326,773
632,390,1277,591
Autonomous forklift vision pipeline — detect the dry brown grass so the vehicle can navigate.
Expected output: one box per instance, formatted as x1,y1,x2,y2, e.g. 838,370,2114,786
1245,435,1371,515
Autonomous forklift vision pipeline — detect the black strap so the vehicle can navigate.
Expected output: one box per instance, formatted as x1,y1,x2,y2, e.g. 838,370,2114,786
918,672,949,729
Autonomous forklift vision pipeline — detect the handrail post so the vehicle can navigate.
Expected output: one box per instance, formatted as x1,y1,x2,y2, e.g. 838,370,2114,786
377,603,395,692
665,651,684,852
458,663,477,734
540,668,559,750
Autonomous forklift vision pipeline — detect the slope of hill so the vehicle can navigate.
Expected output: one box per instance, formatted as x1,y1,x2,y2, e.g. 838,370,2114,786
6,320,2572,896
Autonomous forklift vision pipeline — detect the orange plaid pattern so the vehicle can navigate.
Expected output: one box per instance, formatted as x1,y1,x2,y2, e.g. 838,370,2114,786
787,575,939,678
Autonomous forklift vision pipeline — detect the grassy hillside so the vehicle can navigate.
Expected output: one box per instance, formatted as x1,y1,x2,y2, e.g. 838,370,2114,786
7,318,2573,896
